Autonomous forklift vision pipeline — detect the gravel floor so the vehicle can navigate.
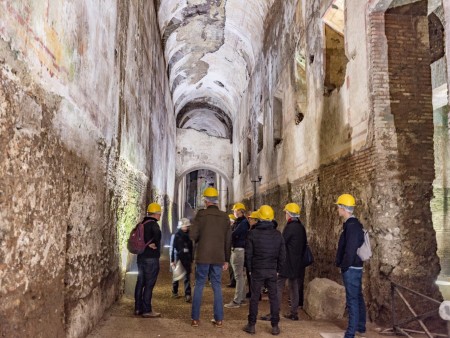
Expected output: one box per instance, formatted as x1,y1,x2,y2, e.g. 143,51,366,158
88,258,389,338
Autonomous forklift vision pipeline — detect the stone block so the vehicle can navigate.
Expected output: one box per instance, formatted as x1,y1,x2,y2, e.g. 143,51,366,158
304,278,346,320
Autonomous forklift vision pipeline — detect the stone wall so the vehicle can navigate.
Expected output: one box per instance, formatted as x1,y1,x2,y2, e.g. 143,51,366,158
234,0,444,324
433,1,450,279
0,1,175,337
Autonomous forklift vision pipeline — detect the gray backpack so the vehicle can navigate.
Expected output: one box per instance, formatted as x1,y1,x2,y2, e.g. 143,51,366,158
357,230,372,261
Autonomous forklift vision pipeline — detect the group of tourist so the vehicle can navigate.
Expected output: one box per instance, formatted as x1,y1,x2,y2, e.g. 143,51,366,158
133,188,366,338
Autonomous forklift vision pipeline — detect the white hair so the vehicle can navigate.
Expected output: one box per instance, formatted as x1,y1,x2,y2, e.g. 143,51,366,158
339,205,354,213
287,211,300,218
204,197,218,204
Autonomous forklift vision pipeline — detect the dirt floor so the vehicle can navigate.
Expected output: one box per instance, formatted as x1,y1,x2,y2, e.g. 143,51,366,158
87,258,390,338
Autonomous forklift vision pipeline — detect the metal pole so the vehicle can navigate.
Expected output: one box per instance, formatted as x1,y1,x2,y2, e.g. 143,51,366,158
253,180,257,210
250,176,262,211
391,282,397,334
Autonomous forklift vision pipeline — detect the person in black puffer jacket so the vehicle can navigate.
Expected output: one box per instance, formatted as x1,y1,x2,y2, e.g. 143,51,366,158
243,205,285,336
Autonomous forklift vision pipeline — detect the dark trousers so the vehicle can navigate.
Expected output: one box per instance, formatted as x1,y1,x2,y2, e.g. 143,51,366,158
172,272,191,296
298,268,305,307
246,267,251,295
248,269,279,326
135,257,160,313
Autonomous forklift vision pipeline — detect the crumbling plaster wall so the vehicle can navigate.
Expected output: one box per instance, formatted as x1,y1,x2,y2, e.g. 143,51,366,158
0,1,175,337
234,1,369,203
176,128,232,185
233,0,370,202
446,1,450,100
233,0,443,324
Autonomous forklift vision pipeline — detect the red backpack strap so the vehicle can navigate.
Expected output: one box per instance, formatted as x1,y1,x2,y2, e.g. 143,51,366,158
141,219,155,245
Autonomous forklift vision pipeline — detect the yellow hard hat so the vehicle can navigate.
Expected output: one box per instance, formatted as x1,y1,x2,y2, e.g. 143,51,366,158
232,202,246,211
203,187,219,197
147,202,162,214
335,194,356,207
284,203,301,215
258,205,274,221
228,214,236,221
249,211,259,219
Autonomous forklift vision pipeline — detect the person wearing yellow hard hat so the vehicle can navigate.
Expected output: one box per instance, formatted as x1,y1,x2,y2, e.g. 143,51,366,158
247,210,260,229
134,202,162,318
244,210,260,299
243,205,284,336
276,203,307,321
225,202,250,309
335,194,366,338
190,186,231,328
227,213,237,288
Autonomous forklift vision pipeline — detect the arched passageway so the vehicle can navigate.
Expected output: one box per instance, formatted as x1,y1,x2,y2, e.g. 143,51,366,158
1,0,450,337
175,167,233,223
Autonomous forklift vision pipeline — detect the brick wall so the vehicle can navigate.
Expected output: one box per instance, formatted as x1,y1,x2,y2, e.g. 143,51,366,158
366,0,441,324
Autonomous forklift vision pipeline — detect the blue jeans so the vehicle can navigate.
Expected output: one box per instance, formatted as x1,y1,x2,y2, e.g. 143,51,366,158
135,257,160,313
342,268,366,338
191,263,224,321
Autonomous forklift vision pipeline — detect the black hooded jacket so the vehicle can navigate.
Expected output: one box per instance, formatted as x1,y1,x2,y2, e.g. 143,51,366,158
245,221,285,273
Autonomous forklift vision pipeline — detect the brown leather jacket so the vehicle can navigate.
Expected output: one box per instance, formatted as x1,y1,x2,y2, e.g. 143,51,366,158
190,205,231,264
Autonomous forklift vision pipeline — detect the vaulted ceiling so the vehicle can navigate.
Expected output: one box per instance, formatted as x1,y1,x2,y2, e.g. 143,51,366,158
158,0,275,139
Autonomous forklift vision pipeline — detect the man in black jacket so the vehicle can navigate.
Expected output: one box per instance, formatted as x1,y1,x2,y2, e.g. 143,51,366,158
225,202,249,308
335,194,366,338
277,203,307,321
134,202,162,318
243,205,285,336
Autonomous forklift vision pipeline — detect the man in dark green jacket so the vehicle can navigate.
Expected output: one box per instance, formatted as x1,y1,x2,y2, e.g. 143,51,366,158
190,187,231,328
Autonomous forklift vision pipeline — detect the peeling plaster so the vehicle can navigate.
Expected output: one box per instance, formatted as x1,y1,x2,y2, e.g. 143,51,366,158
159,0,275,136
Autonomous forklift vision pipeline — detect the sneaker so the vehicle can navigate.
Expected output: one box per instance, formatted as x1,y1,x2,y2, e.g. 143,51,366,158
271,325,280,335
283,313,299,321
191,319,199,327
243,323,256,334
224,301,240,308
185,295,192,303
171,293,180,299
134,310,141,316
142,312,161,318
240,300,247,305
211,319,223,327
356,331,367,337
260,313,271,321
